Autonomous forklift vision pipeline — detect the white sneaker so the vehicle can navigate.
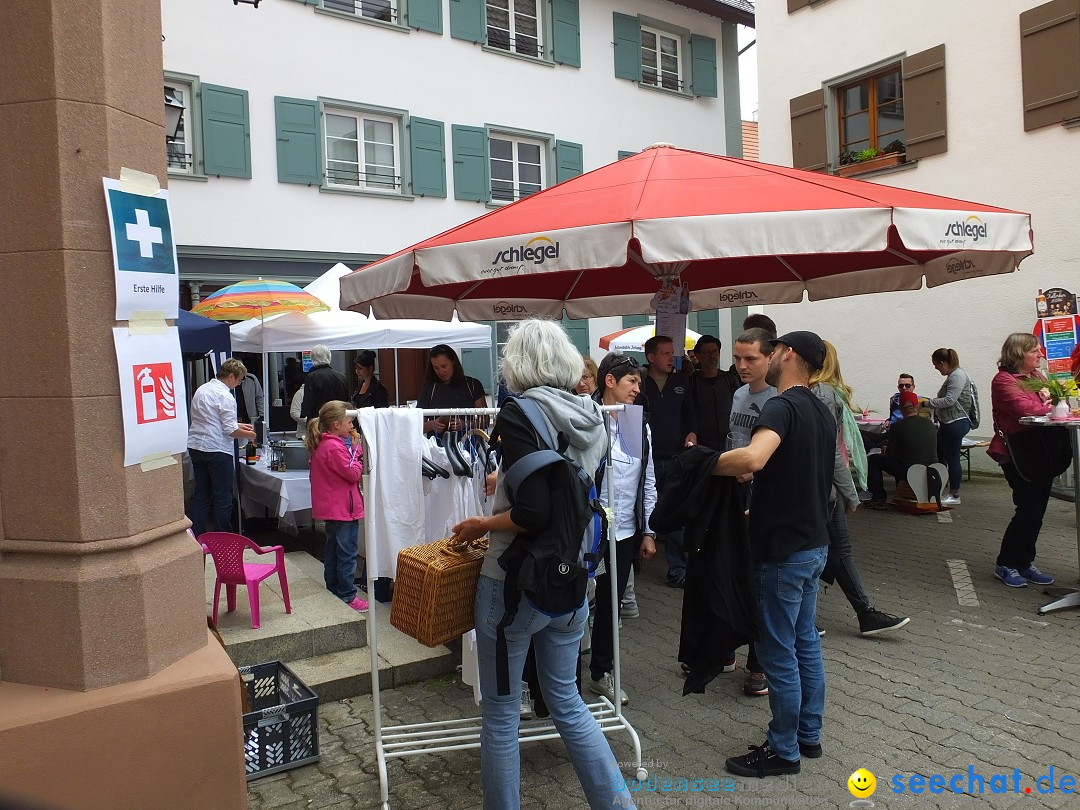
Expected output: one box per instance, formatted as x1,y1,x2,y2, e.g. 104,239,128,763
941,494,961,506
519,681,534,720
589,672,628,705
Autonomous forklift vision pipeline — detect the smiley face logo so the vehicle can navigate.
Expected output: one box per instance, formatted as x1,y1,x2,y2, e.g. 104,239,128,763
848,768,877,798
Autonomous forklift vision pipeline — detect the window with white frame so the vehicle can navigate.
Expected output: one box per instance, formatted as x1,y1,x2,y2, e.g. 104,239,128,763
321,0,398,24
324,109,401,191
165,78,196,174
641,25,682,92
488,133,544,203
486,0,542,58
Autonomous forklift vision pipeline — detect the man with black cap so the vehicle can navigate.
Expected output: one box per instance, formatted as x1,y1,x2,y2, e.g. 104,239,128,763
711,331,835,778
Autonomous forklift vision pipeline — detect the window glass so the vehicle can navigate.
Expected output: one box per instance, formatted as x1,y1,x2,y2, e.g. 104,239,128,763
323,0,397,23
165,82,193,173
640,26,681,91
487,0,540,57
489,134,545,203
837,66,905,161
326,110,400,191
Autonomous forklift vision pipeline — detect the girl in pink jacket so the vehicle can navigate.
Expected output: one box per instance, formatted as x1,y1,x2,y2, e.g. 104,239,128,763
305,400,368,611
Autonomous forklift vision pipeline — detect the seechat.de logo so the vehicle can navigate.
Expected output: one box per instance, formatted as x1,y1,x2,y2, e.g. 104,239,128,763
491,236,561,266
943,215,988,243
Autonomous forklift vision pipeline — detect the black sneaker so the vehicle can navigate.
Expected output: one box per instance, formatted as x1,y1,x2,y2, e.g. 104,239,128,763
858,610,911,636
865,499,888,510
799,741,822,758
725,742,801,777
666,574,686,588
816,626,825,638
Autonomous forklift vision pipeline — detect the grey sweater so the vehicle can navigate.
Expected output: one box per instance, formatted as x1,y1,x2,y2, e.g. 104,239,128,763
481,387,607,581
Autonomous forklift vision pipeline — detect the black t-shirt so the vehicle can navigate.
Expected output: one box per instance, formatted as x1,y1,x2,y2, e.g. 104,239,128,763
748,386,835,563
416,376,487,409
886,415,938,469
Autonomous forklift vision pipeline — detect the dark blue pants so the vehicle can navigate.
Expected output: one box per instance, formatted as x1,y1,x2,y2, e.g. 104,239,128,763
937,418,970,493
188,448,235,538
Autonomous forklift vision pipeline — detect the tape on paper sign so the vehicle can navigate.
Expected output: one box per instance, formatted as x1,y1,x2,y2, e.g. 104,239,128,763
139,450,177,472
119,167,161,197
128,311,170,334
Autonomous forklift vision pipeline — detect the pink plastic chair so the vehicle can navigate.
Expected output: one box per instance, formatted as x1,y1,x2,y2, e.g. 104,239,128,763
200,532,292,629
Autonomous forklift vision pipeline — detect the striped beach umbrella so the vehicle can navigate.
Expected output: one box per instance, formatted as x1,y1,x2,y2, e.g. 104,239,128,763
191,278,331,322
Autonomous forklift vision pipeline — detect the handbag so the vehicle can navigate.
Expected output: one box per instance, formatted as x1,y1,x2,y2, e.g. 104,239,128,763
1000,426,1073,483
390,535,488,647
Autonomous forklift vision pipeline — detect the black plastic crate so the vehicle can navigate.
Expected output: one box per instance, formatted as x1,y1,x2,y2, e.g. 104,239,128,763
239,661,320,780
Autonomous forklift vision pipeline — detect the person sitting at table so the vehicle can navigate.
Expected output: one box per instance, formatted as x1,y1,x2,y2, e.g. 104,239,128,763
866,390,938,509
988,332,1055,588
888,374,916,425
416,344,487,436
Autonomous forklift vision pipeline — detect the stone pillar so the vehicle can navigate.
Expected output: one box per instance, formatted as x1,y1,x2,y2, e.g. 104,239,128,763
0,2,247,807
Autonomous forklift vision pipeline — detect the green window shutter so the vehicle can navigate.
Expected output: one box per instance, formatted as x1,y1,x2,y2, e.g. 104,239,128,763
622,314,649,328
612,13,642,81
460,322,495,393
200,84,251,178
562,314,590,355
551,0,581,67
274,97,321,185
451,124,489,202
554,140,583,184
617,150,637,160
696,309,720,337
409,117,446,198
449,0,485,43
407,0,443,33
689,34,718,98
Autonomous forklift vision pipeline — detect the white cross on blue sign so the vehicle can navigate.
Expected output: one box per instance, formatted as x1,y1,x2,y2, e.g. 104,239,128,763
107,188,175,275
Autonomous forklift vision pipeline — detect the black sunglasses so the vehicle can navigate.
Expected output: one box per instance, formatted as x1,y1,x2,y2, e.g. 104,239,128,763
897,383,913,389
611,356,642,372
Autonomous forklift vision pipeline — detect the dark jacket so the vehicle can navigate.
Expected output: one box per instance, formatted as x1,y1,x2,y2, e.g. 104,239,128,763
352,377,390,409
641,370,697,460
690,368,742,451
650,446,757,695
300,364,350,420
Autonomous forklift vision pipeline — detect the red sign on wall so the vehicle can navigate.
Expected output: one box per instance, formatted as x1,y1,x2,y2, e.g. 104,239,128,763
132,363,177,424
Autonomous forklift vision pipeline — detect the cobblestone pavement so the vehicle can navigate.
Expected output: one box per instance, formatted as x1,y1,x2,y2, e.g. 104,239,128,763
248,475,1080,809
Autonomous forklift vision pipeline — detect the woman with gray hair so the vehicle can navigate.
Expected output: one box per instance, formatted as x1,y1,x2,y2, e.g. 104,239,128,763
452,319,632,809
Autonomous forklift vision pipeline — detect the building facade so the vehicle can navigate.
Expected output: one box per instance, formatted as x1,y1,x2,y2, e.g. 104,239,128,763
162,0,755,382
756,0,1079,416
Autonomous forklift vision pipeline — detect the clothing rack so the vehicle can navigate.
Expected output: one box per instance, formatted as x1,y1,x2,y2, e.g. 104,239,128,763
364,404,646,810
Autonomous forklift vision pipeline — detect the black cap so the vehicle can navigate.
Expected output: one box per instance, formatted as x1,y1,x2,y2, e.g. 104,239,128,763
769,331,826,371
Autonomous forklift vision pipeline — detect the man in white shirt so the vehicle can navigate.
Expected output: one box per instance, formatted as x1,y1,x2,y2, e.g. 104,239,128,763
187,358,257,537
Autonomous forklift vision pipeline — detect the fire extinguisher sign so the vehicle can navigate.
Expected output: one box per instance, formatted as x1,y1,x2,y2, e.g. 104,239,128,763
113,327,188,467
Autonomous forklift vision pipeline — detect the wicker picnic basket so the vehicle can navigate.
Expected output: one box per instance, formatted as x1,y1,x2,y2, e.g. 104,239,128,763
390,536,489,647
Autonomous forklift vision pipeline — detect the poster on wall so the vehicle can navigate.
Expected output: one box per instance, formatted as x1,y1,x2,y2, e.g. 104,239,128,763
1033,314,1080,394
103,177,180,321
113,327,188,467
1036,287,1078,319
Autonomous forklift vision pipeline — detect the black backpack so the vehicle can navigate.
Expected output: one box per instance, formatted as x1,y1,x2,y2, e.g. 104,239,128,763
493,396,607,695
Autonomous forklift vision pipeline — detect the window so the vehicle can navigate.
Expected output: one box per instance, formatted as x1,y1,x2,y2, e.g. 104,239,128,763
165,79,196,174
612,14,716,97
836,66,904,161
489,134,544,203
324,108,402,191
321,0,397,24
486,0,541,58
641,25,682,92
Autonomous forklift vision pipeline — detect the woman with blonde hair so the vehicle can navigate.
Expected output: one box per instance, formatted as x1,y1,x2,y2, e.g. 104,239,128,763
576,355,599,396
987,332,1054,588
810,342,909,637
305,400,368,612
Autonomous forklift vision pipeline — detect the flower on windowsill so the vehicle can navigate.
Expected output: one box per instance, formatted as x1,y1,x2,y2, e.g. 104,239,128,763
838,140,906,167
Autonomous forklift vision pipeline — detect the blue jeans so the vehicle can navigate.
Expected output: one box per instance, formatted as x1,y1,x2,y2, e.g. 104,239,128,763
474,575,633,810
323,520,358,602
654,458,687,579
754,546,828,761
937,417,970,493
188,448,235,538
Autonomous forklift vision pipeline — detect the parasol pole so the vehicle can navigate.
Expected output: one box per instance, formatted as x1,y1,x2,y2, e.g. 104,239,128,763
261,304,271,447
394,348,400,405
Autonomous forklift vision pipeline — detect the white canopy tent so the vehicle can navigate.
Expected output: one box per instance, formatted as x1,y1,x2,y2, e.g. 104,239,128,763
229,264,492,436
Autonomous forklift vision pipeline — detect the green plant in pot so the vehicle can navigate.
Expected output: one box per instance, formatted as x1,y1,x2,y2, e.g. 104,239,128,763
1016,377,1073,419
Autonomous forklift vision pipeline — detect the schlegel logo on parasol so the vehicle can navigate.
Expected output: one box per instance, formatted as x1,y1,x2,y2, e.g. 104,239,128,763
946,258,978,275
718,288,759,303
493,301,529,316
943,215,989,243
491,236,561,266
